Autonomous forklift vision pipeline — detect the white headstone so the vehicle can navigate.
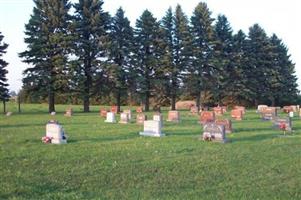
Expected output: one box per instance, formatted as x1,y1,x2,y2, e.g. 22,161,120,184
6,112,12,116
153,114,163,127
119,113,129,124
123,110,132,120
50,112,56,116
46,121,67,144
105,112,116,123
289,111,294,118
139,120,164,137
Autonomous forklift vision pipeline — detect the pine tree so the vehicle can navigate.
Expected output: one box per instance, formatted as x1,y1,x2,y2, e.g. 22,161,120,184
134,10,163,111
189,2,215,109
73,0,110,112
108,7,134,112
246,24,274,105
19,0,72,113
0,32,9,114
162,5,192,110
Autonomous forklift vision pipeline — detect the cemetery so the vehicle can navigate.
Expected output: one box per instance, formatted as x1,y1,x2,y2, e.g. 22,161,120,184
1,103,301,199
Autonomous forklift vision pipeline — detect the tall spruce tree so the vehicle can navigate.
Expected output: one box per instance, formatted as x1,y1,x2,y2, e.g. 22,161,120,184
19,0,72,112
162,5,192,110
134,10,163,111
108,7,133,112
246,24,274,105
212,15,233,104
0,32,9,114
189,2,215,109
73,0,110,112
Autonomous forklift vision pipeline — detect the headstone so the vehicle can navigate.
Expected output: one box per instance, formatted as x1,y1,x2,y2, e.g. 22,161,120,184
111,105,118,114
153,113,163,128
231,109,243,120
202,123,227,143
105,112,116,123
213,107,224,116
167,111,180,123
64,108,73,117
272,117,292,131
283,106,293,113
45,120,67,144
199,111,215,125
257,105,268,113
136,107,143,113
119,112,129,124
299,109,301,118
234,106,245,114
139,120,164,137
221,106,227,113
290,105,298,112
190,106,199,115
261,107,277,120
289,111,294,118
215,119,232,134
136,113,147,124
123,109,132,120
50,112,56,116
6,112,12,116
100,109,108,118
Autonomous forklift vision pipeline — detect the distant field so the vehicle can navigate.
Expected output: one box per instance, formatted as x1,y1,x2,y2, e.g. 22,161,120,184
1,103,301,199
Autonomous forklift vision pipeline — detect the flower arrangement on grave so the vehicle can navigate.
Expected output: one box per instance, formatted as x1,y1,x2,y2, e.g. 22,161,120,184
203,133,215,141
42,136,52,143
279,122,286,135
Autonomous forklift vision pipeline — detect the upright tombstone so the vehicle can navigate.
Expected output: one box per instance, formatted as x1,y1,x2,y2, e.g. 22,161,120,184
283,106,293,113
50,112,56,116
136,113,147,125
257,105,268,113
202,123,227,143
119,112,129,124
289,111,294,118
153,113,163,128
6,112,12,116
221,106,227,113
234,106,246,114
111,105,118,114
136,107,143,113
231,109,243,120
290,105,298,112
167,111,180,123
261,107,277,120
199,111,215,125
299,109,301,119
64,108,73,117
190,106,199,115
272,117,292,132
105,112,116,123
215,119,232,134
139,120,164,137
45,120,67,144
100,108,108,118
123,110,132,120
213,107,224,116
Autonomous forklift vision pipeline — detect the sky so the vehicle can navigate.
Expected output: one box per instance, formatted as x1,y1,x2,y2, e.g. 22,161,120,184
0,0,300,92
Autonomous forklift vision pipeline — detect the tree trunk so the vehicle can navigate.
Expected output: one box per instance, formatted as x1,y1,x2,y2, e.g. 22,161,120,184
3,101,6,114
83,63,91,112
171,78,177,110
196,91,201,111
145,91,150,112
171,94,176,110
48,90,55,113
117,88,121,113
18,95,21,113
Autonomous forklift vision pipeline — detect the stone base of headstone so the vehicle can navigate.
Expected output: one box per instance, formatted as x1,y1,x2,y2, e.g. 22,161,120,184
51,138,67,144
139,131,165,137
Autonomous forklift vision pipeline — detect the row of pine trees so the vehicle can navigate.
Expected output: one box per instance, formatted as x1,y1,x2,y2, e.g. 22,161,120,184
16,0,298,112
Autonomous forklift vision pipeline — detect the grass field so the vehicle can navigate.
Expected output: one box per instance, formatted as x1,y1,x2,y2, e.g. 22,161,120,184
1,103,301,199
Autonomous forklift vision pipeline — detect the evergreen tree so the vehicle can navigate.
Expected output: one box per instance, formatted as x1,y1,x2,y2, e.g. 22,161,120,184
246,24,274,105
73,0,110,112
269,34,298,105
108,7,134,112
189,2,215,109
162,5,192,110
134,10,163,111
0,32,9,113
19,0,72,113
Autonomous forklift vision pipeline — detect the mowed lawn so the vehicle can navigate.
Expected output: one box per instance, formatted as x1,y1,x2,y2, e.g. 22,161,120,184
1,103,301,200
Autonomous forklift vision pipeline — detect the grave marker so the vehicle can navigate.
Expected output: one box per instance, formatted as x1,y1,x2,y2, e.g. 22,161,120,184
234,106,245,114
213,107,224,116
123,110,132,120
136,107,143,113
45,120,67,144
139,120,164,137
272,117,292,132
231,109,243,120
167,111,180,123
64,108,73,117
136,113,147,124
119,113,129,124
202,123,227,143
261,107,277,120
111,105,118,114
190,106,199,115
105,112,116,123
199,111,215,124
215,119,232,134
153,113,163,128
100,109,108,118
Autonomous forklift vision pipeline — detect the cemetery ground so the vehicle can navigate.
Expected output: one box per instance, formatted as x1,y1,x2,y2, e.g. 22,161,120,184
1,104,301,200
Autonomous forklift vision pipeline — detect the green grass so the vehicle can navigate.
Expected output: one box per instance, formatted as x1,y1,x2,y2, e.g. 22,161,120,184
1,103,301,199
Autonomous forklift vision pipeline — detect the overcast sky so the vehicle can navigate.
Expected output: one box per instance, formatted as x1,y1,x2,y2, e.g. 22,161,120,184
0,0,300,92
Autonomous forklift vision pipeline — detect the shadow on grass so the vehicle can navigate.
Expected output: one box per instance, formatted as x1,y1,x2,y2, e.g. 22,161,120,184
235,127,272,133
231,133,276,143
69,133,138,143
